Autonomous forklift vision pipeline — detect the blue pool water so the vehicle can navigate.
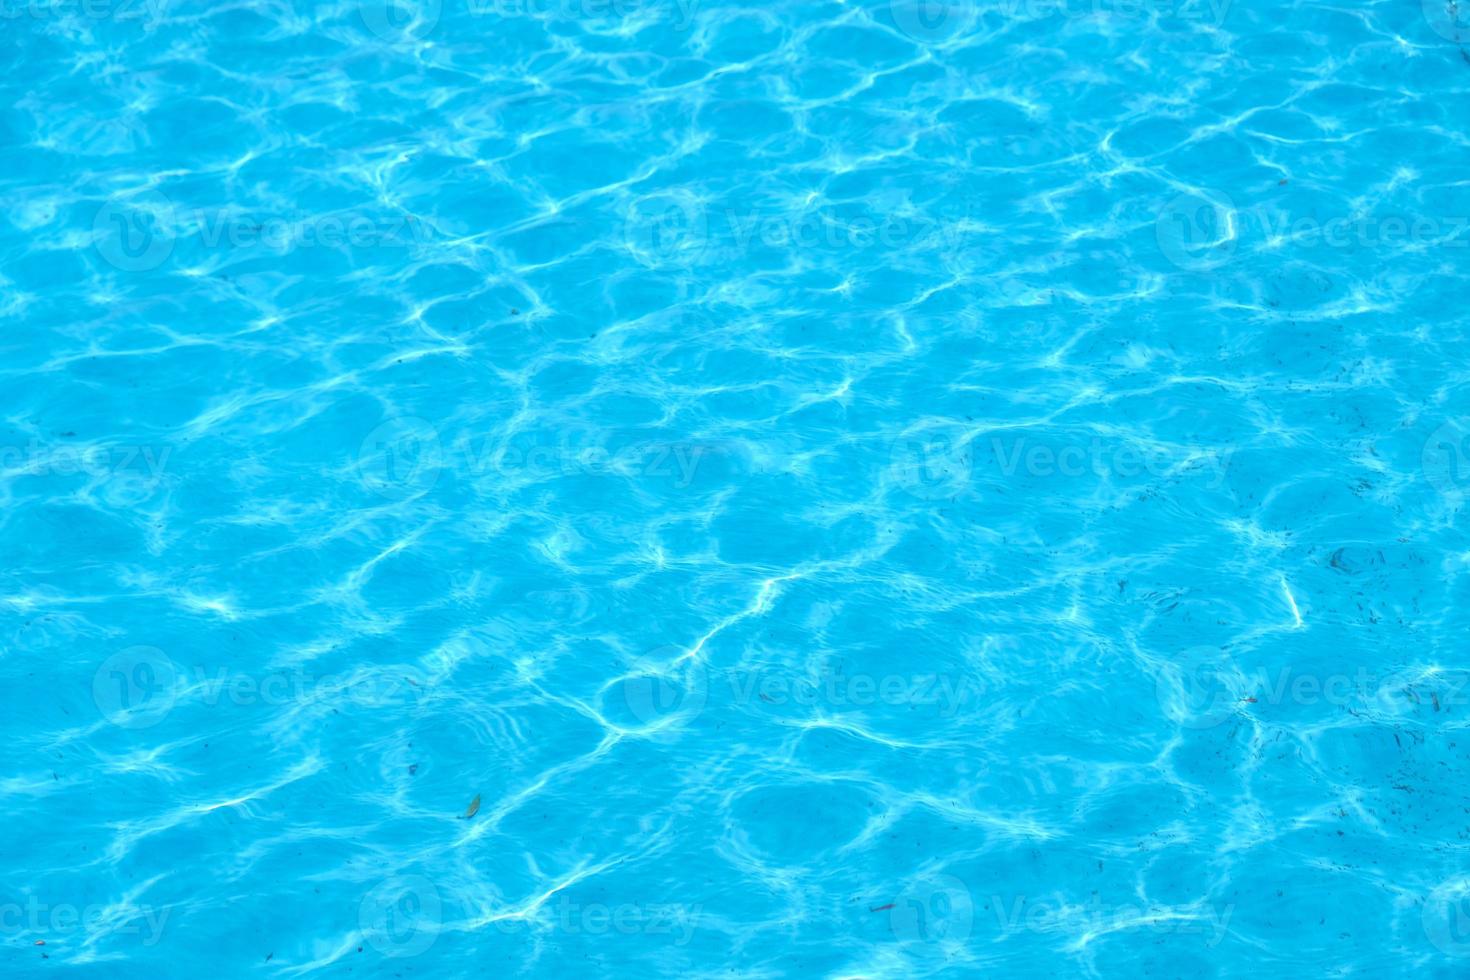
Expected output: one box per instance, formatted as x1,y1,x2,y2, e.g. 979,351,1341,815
4,0,1470,975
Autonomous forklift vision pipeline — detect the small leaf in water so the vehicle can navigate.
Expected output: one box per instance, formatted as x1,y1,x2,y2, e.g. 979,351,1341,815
464,794,481,819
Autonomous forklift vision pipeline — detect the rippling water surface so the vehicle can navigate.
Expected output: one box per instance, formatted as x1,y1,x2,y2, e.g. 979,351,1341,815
5,0,1470,976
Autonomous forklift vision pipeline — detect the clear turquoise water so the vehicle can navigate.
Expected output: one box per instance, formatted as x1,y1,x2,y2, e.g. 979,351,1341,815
5,0,1470,976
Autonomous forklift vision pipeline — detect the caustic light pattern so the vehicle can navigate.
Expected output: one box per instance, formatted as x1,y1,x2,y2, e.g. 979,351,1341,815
3,1,1470,977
